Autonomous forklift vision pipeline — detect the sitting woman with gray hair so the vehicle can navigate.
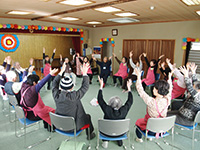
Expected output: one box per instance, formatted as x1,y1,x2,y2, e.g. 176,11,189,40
97,76,133,148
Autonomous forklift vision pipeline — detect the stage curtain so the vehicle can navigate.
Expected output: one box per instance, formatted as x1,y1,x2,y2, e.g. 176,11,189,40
72,37,80,54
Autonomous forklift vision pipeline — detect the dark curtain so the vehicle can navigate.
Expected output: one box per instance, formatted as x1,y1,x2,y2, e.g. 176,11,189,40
185,42,191,66
72,37,80,54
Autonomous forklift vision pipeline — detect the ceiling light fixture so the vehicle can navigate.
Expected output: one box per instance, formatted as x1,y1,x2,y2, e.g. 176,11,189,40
86,21,102,24
181,0,200,6
107,18,139,23
114,12,138,17
61,17,80,21
94,6,122,13
58,0,93,6
196,10,200,15
150,6,155,10
7,10,33,15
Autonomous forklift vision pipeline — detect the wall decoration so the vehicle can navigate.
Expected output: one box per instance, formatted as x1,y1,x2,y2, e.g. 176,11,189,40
112,29,118,36
182,37,199,50
99,38,115,47
0,23,84,43
0,34,20,52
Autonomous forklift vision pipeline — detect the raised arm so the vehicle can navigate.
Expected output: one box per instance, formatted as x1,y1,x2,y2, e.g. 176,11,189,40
113,53,121,64
143,53,150,67
129,51,136,69
43,47,45,59
50,48,56,63
6,56,11,72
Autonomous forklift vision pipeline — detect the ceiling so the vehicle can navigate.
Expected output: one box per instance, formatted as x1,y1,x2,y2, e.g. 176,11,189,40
0,0,200,27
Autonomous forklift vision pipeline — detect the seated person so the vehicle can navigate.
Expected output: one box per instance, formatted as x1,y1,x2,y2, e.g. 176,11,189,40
168,64,200,126
112,53,128,87
20,67,57,131
93,55,112,88
12,61,25,82
0,56,11,100
135,68,172,142
52,63,95,140
60,54,76,85
97,76,133,148
122,51,143,92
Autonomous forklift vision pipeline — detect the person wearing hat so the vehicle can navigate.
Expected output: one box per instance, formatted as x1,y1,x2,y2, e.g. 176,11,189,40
97,76,133,148
52,63,96,140
43,47,56,90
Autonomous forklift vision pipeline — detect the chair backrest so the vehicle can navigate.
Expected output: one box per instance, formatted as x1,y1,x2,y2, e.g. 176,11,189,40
98,119,130,136
141,71,144,77
155,73,160,80
8,95,18,106
41,67,44,73
49,112,76,131
146,115,176,133
194,111,200,123
15,105,26,119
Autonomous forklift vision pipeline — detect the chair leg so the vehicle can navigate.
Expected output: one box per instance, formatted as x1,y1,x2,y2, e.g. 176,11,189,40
87,127,91,150
192,129,195,150
96,129,99,150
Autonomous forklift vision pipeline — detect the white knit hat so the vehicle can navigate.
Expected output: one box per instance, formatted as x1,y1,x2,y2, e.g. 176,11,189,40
60,76,74,90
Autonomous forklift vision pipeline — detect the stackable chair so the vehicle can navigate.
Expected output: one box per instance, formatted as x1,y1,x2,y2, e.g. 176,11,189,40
175,111,200,150
135,115,176,150
15,105,50,149
96,119,131,150
49,112,91,150
8,94,18,122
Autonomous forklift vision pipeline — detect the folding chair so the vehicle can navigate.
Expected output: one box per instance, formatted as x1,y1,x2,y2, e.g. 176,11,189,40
49,112,91,150
8,94,18,122
175,111,200,150
135,115,176,150
15,105,51,149
0,88,9,116
96,119,131,150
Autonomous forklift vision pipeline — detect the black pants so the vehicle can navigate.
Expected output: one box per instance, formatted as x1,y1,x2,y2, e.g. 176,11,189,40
122,75,137,90
47,76,55,89
113,76,123,86
142,81,154,97
101,132,124,146
85,114,94,136
100,73,109,84
136,126,156,139
88,74,93,84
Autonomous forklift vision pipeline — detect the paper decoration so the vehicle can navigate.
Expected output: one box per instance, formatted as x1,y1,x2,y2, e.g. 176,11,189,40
182,37,200,50
0,34,20,52
99,38,115,47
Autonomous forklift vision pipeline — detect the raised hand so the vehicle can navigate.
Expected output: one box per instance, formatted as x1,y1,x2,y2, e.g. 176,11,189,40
50,68,59,76
179,66,189,77
190,62,197,74
43,47,45,53
109,56,112,60
6,56,12,64
60,63,66,74
81,63,89,75
77,53,80,57
159,54,165,59
53,48,56,53
112,52,116,57
143,53,147,57
161,62,165,69
98,76,104,89
139,54,142,60
60,54,62,60
129,51,133,58
29,58,34,65
166,58,170,64
127,79,132,91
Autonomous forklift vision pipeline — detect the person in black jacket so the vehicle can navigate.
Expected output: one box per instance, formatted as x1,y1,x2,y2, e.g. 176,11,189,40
97,76,133,148
93,55,112,88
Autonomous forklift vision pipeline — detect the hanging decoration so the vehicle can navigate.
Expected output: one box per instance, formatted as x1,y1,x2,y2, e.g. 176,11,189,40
182,37,199,50
0,23,84,43
99,38,115,47
0,34,20,52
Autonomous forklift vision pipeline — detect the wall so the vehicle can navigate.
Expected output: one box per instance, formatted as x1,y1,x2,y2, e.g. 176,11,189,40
91,20,200,73
0,34,74,68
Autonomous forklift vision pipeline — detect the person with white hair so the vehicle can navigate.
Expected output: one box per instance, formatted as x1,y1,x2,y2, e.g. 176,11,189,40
52,62,96,140
97,76,133,148
0,56,11,100
5,66,34,104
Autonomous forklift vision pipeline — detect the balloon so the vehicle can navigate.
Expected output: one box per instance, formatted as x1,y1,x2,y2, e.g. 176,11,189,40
44,26,48,30
24,25,28,30
53,27,56,31
191,39,195,42
3,24,7,28
31,25,35,29
38,25,41,30
111,38,114,41
10,24,14,28
6,24,11,28
182,42,187,46
100,44,103,47
104,38,107,41
14,24,18,29
0,24,3,29
58,27,61,31
100,42,103,44
195,38,199,42
112,44,115,47
18,25,21,29
35,25,38,30
187,38,191,42
81,37,84,40
111,41,115,44
21,25,25,30
182,46,186,49
66,28,69,31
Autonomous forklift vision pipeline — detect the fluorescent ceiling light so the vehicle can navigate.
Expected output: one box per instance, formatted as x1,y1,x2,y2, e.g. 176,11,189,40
86,21,102,24
59,0,93,6
107,18,139,23
7,10,33,15
196,10,200,15
181,0,200,6
114,12,138,17
95,6,122,13
61,17,80,21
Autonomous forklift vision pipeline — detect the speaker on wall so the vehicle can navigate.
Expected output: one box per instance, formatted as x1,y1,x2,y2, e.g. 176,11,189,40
84,43,88,49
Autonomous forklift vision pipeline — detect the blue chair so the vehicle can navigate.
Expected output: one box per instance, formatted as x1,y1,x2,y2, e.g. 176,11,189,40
49,112,91,150
15,105,50,149
133,71,144,83
96,119,130,150
135,115,176,150
175,111,200,150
